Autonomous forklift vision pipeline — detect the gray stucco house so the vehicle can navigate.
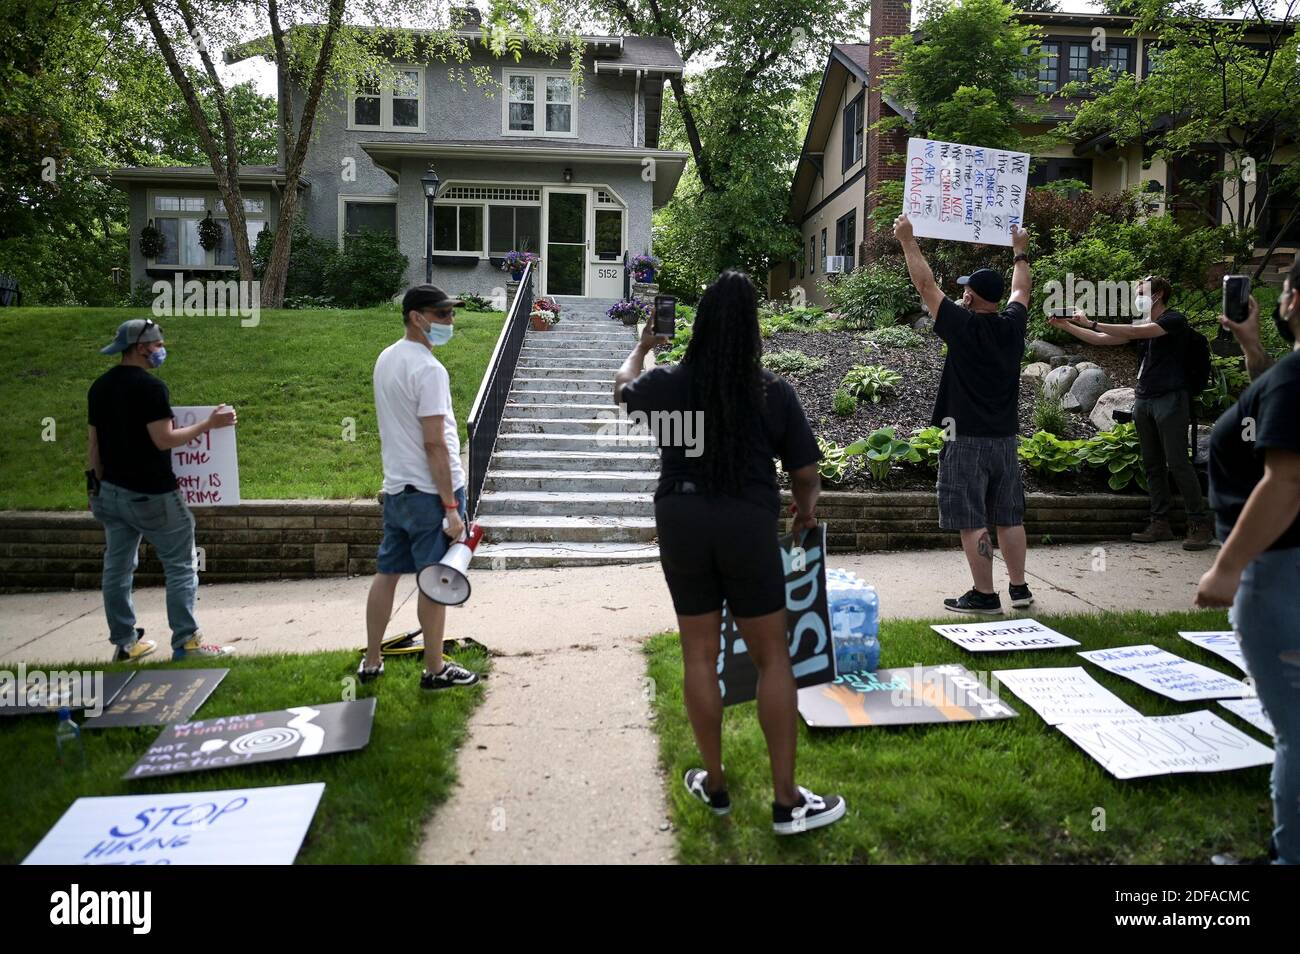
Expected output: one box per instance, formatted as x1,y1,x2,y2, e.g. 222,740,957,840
107,23,687,300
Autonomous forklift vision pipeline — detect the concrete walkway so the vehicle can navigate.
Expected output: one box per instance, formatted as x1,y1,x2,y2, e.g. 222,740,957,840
0,540,1217,863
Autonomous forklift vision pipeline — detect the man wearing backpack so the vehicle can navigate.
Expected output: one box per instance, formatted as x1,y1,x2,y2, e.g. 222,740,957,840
1048,275,1212,550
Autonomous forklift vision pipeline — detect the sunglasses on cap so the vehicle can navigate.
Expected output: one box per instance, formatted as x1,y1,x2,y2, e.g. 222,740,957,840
134,319,157,346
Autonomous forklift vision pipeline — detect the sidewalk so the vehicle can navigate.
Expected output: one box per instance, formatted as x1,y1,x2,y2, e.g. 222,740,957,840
0,540,1217,863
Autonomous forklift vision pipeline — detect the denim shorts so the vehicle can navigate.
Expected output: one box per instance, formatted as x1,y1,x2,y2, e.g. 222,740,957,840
936,435,1025,530
376,486,467,575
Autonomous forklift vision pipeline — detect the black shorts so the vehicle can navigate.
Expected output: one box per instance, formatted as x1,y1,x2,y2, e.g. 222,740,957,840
654,492,785,618
936,435,1025,530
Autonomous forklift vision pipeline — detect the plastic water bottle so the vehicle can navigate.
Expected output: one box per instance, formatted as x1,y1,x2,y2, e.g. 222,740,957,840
861,583,881,673
828,571,881,674
55,707,85,769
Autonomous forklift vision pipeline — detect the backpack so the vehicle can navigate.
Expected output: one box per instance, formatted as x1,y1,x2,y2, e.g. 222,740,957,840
1182,326,1212,405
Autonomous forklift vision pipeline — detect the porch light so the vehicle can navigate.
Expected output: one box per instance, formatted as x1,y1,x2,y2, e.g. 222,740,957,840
563,167,573,184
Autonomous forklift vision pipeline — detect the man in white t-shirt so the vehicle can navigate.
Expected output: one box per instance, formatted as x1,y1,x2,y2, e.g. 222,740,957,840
360,285,480,691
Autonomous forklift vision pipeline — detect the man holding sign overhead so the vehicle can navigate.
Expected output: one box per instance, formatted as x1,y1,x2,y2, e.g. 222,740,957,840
894,214,1034,616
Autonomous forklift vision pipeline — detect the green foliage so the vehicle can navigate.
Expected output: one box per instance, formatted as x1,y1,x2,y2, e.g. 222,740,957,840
1033,392,1069,436
824,264,920,330
832,388,858,417
762,349,826,377
458,294,495,313
1075,423,1148,491
658,314,695,363
254,217,339,302
1017,431,1084,477
322,230,408,308
850,427,917,481
907,426,947,470
816,436,860,484
841,364,902,404
863,324,925,349
1196,354,1251,418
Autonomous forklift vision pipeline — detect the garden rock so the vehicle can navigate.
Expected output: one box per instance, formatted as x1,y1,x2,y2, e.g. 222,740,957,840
1090,387,1136,431
1074,361,1100,373
1027,339,1066,362
1049,356,1070,368
1021,362,1051,383
1061,368,1112,414
1064,354,1085,366
1041,365,1079,401
911,313,935,333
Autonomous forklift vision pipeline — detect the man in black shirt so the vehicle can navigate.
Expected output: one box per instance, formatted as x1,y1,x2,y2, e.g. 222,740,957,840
88,319,237,662
895,214,1033,615
1195,260,1300,866
1049,275,1211,549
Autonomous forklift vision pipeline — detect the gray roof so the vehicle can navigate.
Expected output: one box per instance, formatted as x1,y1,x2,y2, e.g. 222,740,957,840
832,43,871,78
600,36,684,72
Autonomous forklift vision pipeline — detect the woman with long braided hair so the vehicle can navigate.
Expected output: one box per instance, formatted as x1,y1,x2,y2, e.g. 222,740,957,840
615,270,845,835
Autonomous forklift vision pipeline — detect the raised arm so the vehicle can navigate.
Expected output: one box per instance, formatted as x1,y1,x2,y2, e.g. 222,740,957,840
1219,296,1273,381
892,214,945,318
1048,312,1129,347
1008,225,1031,307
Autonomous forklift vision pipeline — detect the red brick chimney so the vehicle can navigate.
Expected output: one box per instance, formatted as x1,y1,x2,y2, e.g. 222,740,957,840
865,0,911,238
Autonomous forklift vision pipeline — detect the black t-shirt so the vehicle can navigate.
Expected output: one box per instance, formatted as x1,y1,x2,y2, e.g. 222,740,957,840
87,365,177,494
1209,349,1300,550
1135,310,1189,398
931,298,1027,438
620,364,820,515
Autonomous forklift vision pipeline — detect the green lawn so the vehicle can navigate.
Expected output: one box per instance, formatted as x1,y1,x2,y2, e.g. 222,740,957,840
0,306,505,509
647,609,1275,864
0,646,488,864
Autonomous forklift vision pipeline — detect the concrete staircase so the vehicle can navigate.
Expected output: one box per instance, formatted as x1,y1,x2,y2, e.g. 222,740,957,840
472,296,660,568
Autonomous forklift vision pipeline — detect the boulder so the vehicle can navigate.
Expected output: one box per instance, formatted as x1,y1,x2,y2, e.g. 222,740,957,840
1063,354,1085,366
911,313,935,334
1061,368,1113,414
1090,387,1136,431
1021,362,1052,383
1027,339,1067,363
1074,361,1101,373
1041,365,1079,401
1049,355,1070,368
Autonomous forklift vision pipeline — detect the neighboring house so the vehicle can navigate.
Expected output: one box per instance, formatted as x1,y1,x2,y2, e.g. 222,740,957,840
107,12,688,300
772,1,1298,306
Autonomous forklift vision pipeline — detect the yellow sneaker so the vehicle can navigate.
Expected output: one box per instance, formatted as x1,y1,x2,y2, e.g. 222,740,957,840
172,636,236,661
112,634,157,663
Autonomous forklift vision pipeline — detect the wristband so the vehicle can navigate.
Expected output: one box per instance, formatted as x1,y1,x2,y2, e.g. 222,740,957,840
1013,253,1029,264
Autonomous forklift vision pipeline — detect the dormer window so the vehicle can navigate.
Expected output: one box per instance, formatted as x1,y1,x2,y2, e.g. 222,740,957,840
503,70,575,137
350,66,424,131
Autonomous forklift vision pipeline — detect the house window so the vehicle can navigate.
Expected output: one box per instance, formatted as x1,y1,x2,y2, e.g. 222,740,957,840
343,201,397,239
594,208,623,260
1067,43,1091,83
1037,42,1060,93
820,229,827,272
489,205,541,255
1098,43,1131,78
789,257,796,280
150,191,266,268
834,210,856,270
433,205,483,254
504,71,575,136
1261,165,1300,243
1028,158,1094,189
809,236,816,275
842,94,864,171
350,66,424,131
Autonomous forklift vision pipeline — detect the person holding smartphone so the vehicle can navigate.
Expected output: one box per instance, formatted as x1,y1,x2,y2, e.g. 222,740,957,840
614,270,846,835
1196,260,1300,865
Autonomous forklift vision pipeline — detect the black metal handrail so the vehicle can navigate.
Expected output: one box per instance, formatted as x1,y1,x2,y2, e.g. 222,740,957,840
622,250,631,300
465,262,534,520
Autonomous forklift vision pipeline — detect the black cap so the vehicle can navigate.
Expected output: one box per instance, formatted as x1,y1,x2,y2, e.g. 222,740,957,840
957,268,1005,304
401,285,463,316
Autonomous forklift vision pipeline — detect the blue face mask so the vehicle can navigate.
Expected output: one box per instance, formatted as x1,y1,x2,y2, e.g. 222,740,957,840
146,347,167,368
423,321,453,347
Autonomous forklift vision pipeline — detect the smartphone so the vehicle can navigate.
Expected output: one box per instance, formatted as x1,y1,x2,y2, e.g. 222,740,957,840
1223,275,1251,323
653,295,677,336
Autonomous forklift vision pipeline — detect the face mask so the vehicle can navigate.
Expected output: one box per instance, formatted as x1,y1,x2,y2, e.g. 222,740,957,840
1274,298,1296,344
423,321,453,347
146,347,167,368
1133,295,1152,316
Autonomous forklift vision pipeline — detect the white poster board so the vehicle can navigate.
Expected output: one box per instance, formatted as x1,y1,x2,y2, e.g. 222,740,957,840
1078,644,1252,702
1219,699,1275,739
1178,631,1247,674
992,667,1141,725
22,782,323,865
1056,711,1273,780
905,137,1030,246
171,405,240,506
930,618,1079,652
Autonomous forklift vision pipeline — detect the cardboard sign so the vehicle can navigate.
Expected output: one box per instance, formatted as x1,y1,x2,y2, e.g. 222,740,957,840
1219,699,1275,739
1056,711,1273,780
797,664,1017,728
1077,645,1251,702
992,667,1141,725
124,699,376,779
930,618,1079,653
905,137,1030,246
718,525,835,706
0,670,134,718
171,405,240,506
22,782,324,865
83,669,227,728
1178,631,1247,674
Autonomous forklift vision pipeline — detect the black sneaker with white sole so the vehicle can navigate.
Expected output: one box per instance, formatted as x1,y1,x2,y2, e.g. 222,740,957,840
944,588,1003,615
1008,583,1034,609
773,786,847,835
684,768,731,816
420,660,480,691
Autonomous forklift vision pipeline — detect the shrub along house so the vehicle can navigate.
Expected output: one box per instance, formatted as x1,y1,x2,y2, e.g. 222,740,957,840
106,11,687,301
771,1,1297,306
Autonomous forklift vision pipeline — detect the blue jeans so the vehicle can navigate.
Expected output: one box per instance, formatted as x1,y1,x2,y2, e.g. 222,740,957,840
1230,546,1300,864
90,481,200,651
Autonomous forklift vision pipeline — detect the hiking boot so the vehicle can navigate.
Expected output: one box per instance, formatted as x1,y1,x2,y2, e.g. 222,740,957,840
772,786,847,836
1008,583,1034,609
1182,519,1214,551
172,636,236,661
112,628,157,663
1131,519,1174,543
420,660,480,691
944,588,1003,615
684,768,732,816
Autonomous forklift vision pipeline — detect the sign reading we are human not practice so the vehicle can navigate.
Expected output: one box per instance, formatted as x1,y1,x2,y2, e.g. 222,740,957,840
905,137,1030,246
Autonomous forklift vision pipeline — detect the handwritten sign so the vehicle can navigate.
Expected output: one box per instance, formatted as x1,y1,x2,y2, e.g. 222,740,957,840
797,663,1017,727
992,667,1141,725
1219,699,1275,739
1056,711,1273,780
930,618,1079,652
1178,631,1247,674
83,669,227,728
905,137,1030,246
1077,645,1252,702
22,782,324,865
171,405,240,506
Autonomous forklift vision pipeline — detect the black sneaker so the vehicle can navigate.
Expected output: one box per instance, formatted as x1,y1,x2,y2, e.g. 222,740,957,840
773,786,847,836
356,657,384,684
684,768,731,816
944,588,1003,615
1008,583,1034,609
420,660,480,691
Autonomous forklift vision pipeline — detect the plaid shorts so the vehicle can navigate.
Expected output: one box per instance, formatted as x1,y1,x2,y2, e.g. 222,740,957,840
936,435,1025,530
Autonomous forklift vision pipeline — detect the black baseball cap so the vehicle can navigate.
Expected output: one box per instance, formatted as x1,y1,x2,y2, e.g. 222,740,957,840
401,285,463,316
957,268,1005,304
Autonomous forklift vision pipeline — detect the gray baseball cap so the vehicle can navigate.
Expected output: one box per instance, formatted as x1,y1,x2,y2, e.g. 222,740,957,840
100,319,163,355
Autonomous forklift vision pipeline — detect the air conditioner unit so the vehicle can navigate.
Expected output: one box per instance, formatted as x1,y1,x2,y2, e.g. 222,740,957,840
824,256,849,274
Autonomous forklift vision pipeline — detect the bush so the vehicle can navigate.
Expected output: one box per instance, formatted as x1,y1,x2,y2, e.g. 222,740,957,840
850,427,917,481
832,389,857,416
1074,422,1147,491
1017,431,1083,478
658,315,694,363
815,436,859,484
762,349,826,377
841,364,902,404
255,216,342,301
907,426,946,470
1197,353,1250,418
863,324,925,349
322,230,408,307
458,294,495,312
823,263,920,330
1033,391,1069,436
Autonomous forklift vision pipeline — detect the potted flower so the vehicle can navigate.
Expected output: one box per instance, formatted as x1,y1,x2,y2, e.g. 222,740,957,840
139,219,165,259
631,254,660,284
606,298,649,326
501,250,539,281
532,295,561,318
530,304,560,330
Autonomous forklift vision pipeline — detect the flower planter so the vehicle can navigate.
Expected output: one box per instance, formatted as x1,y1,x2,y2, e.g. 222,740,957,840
530,314,553,331
511,270,525,282
634,269,655,283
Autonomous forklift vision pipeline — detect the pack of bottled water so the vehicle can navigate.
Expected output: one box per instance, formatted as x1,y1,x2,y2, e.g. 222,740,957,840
826,567,880,675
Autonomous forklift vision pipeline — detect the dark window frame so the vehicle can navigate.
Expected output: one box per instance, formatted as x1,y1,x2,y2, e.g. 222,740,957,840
842,92,865,172
1035,33,1137,93
834,209,856,271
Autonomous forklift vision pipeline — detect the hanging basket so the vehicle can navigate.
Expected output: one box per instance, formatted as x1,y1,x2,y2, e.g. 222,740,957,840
139,219,165,259
197,211,223,251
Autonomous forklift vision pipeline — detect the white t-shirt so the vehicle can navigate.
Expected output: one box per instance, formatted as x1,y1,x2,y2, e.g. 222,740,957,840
373,339,465,496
